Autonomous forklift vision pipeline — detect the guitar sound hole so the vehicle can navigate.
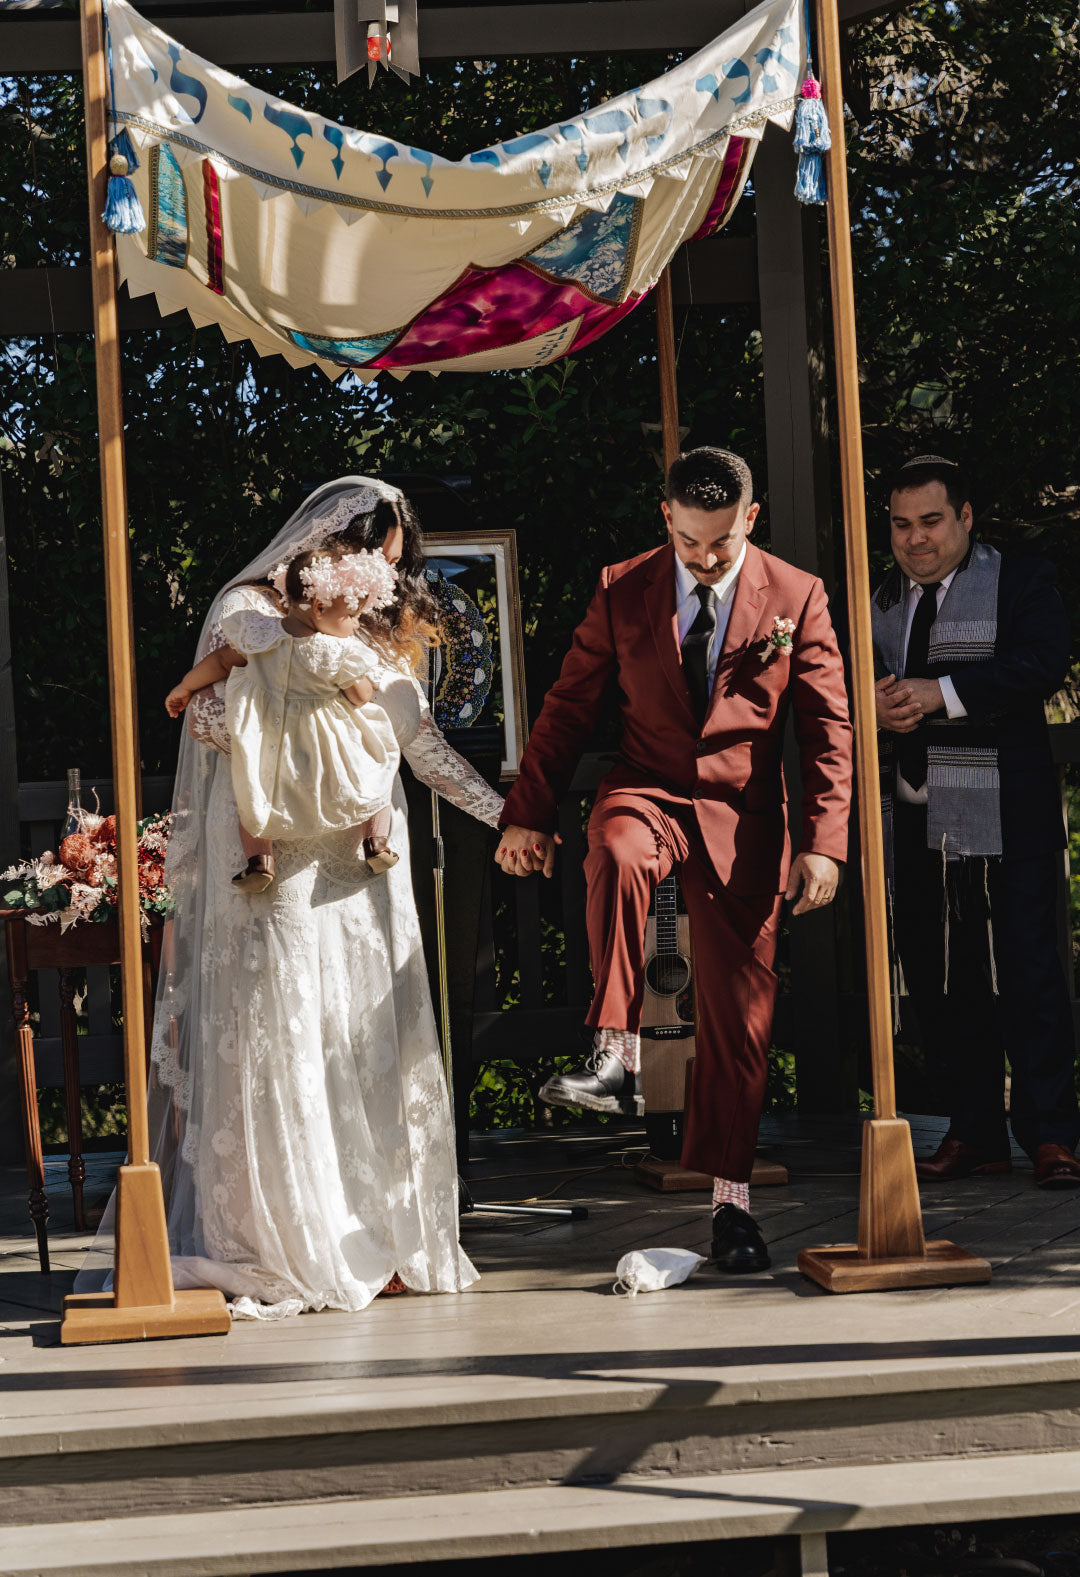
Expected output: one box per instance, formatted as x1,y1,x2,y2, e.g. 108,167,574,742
645,953,691,997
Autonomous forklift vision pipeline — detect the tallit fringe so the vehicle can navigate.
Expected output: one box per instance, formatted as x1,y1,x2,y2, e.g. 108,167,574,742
984,858,999,996
886,877,902,1034
941,834,950,995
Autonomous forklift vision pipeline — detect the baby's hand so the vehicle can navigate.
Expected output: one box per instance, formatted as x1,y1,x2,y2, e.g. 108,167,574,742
165,684,191,718
347,674,376,707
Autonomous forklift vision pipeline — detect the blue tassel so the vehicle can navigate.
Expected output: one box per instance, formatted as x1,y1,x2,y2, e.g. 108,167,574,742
103,153,145,234
110,128,139,173
795,150,827,205
793,76,831,205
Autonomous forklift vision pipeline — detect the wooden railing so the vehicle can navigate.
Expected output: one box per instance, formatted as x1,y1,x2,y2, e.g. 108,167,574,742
7,731,1079,1143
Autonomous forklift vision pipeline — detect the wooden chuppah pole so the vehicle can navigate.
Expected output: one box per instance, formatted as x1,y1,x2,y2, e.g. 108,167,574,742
61,0,230,1343
796,0,989,1292
655,267,681,472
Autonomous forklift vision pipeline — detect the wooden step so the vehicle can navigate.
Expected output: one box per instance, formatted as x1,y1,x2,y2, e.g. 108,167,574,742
5,1448,1080,1576
4,1337,1080,1529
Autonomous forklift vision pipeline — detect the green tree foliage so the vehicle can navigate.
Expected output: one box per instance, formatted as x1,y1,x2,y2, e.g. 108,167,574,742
1,4,1077,768
4,2,1078,1133
846,3,1080,560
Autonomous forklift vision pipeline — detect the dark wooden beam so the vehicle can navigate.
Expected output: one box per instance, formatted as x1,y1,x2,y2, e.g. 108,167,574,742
755,126,833,584
0,476,25,1159
670,236,758,308
4,0,916,74
1,271,187,336
753,121,855,1116
2,242,757,337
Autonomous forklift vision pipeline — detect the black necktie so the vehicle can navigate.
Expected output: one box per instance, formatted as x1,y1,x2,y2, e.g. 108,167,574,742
681,583,716,725
897,581,941,792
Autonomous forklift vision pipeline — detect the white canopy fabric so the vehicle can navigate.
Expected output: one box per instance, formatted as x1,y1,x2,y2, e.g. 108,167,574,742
107,0,803,378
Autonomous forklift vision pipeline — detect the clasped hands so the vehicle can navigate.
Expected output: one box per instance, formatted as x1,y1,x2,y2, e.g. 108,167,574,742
875,673,945,734
495,827,838,915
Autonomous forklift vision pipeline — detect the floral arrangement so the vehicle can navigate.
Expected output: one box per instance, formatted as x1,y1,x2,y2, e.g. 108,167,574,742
1,810,172,932
269,549,398,615
760,616,797,663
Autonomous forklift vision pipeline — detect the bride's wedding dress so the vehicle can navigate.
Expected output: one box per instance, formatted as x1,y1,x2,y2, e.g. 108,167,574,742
78,582,503,1317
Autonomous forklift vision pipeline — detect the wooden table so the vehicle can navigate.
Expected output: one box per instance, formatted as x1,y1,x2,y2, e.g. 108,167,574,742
5,912,162,1272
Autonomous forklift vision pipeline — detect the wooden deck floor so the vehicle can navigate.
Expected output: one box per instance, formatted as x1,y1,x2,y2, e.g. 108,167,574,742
3,1114,1080,1574
6,1113,1080,1320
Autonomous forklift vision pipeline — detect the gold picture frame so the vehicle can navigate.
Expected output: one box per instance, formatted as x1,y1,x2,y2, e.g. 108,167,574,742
422,529,529,781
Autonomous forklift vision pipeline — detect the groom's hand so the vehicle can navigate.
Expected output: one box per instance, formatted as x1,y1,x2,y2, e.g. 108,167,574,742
786,853,839,916
496,825,563,878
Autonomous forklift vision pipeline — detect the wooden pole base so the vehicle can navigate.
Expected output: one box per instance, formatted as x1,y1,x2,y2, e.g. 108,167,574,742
60,1162,230,1345
798,1118,991,1293
797,1241,992,1294
60,1288,232,1344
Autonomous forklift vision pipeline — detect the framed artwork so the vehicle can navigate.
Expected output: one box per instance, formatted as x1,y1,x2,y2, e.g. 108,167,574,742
421,530,528,781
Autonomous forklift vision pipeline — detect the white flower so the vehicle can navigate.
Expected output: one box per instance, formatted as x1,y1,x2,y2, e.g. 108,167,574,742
211,1128,237,1157
760,615,797,663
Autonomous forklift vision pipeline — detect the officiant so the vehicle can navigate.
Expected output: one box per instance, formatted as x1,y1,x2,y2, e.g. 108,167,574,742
872,456,1080,1188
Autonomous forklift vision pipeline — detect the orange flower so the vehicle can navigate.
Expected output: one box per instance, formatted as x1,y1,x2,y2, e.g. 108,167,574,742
59,833,97,875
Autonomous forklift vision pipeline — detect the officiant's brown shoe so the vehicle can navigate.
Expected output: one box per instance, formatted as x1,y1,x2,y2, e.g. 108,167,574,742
232,854,275,893
915,1137,1011,1181
1034,1143,1080,1190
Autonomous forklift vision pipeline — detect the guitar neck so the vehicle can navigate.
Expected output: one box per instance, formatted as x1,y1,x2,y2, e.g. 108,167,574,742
654,874,679,954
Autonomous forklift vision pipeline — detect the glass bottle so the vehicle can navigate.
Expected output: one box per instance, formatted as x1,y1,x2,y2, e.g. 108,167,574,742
62,767,83,840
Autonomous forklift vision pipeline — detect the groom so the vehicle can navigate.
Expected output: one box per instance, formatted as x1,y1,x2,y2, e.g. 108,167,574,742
497,448,852,1271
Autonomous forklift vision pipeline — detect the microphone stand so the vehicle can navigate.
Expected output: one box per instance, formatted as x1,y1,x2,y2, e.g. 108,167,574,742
426,653,586,1223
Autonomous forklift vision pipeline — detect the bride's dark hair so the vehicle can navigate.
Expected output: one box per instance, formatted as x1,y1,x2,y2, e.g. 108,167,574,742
236,492,438,674
336,495,439,672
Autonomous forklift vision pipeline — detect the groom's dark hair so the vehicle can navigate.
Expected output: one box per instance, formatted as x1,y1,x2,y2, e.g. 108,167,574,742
666,447,753,512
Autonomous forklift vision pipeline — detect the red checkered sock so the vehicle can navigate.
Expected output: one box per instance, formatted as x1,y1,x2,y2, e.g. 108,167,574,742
595,1028,641,1074
712,1177,750,1214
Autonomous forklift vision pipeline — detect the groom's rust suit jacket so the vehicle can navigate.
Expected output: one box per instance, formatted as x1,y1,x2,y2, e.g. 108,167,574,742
500,541,852,893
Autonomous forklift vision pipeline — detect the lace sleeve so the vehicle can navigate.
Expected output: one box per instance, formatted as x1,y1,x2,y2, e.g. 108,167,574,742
184,588,279,756
402,712,505,829
220,608,286,657
185,625,231,755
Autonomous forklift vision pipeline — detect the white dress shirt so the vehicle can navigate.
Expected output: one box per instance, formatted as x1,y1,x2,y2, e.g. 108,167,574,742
674,543,747,695
896,570,967,805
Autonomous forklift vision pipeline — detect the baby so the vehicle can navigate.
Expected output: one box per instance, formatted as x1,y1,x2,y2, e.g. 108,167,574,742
167,544,401,893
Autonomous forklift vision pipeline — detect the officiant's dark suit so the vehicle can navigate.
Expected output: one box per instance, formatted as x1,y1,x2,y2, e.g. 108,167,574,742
500,503,852,1184
874,458,1079,1186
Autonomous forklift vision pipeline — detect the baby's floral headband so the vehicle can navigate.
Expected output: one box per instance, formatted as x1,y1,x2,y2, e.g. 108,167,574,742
269,549,398,615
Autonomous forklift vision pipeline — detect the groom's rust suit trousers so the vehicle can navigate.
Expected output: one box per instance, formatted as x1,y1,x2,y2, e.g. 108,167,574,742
500,541,852,1183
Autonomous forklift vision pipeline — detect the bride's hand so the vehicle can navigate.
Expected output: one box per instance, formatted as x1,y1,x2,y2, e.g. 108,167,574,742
496,826,562,878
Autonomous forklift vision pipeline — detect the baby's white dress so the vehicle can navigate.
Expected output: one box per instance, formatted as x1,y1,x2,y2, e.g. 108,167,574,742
223,607,399,840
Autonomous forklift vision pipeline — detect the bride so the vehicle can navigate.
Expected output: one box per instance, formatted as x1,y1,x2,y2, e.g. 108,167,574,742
78,477,504,1316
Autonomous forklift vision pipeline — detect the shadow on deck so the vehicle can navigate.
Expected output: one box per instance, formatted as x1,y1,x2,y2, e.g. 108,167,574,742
1,1113,1080,1574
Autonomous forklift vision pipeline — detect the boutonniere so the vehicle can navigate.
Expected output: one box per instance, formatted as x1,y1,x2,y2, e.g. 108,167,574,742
760,617,796,663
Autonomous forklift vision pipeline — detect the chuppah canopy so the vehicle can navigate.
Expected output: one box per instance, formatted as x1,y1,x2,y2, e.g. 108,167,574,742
104,0,804,378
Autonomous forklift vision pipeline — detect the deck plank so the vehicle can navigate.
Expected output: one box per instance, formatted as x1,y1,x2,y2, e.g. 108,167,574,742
7,1451,1080,1575
3,1116,1080,1486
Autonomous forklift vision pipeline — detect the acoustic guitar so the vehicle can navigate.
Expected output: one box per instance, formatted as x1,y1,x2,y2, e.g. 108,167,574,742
639,873,695,1159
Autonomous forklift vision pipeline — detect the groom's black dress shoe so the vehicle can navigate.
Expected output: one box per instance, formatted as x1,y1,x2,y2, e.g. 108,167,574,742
711,1204,770,1273
539,1051,644,1116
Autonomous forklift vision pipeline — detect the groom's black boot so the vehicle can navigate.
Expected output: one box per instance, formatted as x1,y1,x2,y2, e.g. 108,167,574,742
539,1050,644,1117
